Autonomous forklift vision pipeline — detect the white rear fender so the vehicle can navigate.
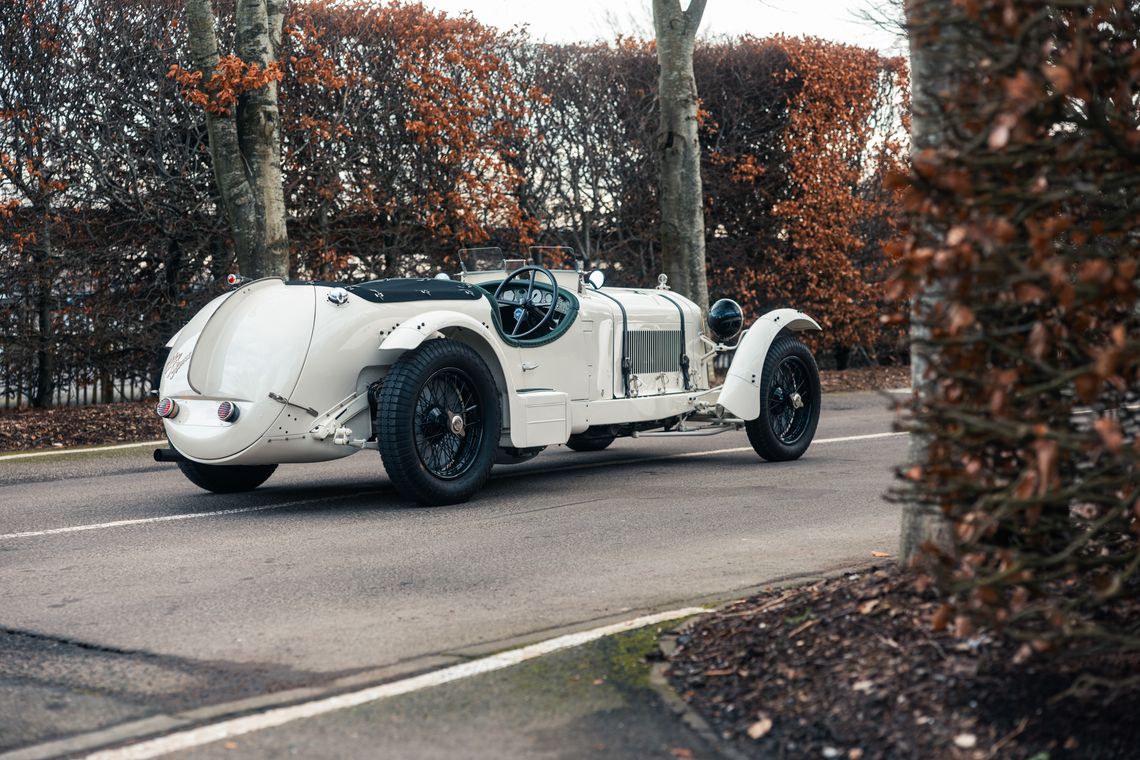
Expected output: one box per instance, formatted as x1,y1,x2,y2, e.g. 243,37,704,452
377,310,526,446
718,309,821,421
161,279,318,462
163,291,233,349
378,310,497,354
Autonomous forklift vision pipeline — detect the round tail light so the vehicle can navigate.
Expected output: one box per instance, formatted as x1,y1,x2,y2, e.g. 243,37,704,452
217,401,240,422
156,398,179,419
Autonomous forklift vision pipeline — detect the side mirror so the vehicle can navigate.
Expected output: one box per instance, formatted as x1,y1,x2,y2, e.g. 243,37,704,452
707,298,744,342
586,270,605,289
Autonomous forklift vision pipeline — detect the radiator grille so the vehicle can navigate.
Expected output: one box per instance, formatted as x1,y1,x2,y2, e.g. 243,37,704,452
628,329,683,375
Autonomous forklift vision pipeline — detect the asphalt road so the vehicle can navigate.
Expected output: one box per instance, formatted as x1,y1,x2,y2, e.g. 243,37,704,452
0,390,906,757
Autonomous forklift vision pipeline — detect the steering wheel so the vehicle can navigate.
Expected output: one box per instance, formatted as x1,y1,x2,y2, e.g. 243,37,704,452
493,265,560,340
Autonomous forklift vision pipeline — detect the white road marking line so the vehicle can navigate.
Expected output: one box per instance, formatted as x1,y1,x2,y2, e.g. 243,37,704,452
80,607,707,760
1,431,906,542
0,493,383,541
812,431,905,445
636,430,905,462
522,431,907,475
0,440,166,461
0,428,909,463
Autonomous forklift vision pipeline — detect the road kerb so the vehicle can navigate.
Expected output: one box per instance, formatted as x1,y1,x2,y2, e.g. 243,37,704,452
72,608,707,760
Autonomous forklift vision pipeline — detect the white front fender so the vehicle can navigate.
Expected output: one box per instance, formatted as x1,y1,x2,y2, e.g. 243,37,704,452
718,308,821,421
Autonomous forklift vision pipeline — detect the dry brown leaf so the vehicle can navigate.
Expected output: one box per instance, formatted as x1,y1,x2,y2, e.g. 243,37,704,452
747,714,774,740
953,614,976,639
931,603,953,632
1094,417,1124,454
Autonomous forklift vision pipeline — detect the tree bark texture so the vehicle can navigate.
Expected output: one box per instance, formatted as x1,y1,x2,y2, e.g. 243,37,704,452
652,0,708,312
185,0,288,278
899,0,959,563
33,211,54,408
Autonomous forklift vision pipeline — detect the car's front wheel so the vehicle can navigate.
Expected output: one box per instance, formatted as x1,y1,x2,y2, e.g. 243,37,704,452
376,340,501,506
565,429,615,452
177,460,277,493
745,335,821,461
494,446,545,465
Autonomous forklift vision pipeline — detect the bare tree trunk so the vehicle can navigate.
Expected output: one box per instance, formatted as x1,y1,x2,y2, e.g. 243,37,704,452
652,0,708,312
185,0,288,278
33,214,53,408
899,0,958,562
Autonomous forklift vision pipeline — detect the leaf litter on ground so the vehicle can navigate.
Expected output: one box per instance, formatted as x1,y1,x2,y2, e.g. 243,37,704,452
666,564,1140,759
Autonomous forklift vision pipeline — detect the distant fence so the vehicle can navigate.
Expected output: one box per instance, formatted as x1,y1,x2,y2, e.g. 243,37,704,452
0,367,153,409
0,272,198,411
0,339,158,408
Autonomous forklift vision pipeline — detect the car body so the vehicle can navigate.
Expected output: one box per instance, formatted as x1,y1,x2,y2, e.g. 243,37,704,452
155,249,822,505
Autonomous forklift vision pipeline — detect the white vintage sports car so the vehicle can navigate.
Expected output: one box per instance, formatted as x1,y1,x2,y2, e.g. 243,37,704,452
154,248,822,505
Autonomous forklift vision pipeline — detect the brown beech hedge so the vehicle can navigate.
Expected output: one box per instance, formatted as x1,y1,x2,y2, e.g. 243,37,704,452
891,0,1140,675
1,0,904,406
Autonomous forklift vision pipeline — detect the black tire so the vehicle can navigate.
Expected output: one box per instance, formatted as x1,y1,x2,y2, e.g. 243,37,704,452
177,460,277,493
376,340,501,505
745,335,821,461
565,429,616,452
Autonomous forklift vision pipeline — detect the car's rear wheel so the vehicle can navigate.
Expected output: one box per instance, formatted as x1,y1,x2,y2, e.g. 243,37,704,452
745,335,821,461
177,459,277,493
376,340,501,506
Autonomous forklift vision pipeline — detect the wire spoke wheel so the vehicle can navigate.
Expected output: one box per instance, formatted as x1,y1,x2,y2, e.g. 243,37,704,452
412,368,483,479
768,355,812,445
746,335,821,462
376,340,501,506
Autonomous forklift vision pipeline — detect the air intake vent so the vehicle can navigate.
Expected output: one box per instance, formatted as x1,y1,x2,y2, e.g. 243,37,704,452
629,329,683,375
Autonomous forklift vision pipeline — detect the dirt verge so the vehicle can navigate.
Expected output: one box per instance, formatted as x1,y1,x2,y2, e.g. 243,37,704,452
666,565,1139,759
0,402,164,453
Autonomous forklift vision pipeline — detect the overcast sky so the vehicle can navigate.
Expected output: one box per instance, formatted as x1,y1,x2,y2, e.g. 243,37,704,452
419,0,903,53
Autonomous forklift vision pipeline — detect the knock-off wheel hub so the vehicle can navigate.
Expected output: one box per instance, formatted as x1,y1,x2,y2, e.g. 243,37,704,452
447,409,466,437
790,392,804,410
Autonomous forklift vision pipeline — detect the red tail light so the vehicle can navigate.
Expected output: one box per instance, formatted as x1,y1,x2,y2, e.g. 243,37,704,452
217,401,239,422
156,398,179,418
